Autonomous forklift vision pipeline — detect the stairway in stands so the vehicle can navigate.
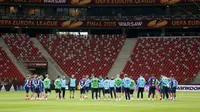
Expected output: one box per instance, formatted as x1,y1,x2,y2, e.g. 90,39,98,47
37,34,126,80
192,70,200,84
0,38,29,78
31,38,68,80
107,38,137,78
0,46,24,85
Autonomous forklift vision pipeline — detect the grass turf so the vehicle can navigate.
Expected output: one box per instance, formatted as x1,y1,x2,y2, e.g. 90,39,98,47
0,91,200,112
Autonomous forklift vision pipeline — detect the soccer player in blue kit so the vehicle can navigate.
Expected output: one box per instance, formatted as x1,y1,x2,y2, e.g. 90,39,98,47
103,77,111,100
69,75,76,99
98,75,104,99
122,74,131,101
137,75,146,100
169,75,178,100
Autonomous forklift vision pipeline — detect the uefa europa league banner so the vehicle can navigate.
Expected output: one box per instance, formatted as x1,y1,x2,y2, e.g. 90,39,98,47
0,0,200,5
0,20,144,27
0,19,200,28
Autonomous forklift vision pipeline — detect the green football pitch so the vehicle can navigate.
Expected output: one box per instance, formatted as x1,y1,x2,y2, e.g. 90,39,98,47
0,91,200,112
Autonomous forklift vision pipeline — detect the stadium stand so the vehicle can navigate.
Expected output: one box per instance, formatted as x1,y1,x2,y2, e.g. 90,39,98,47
0,47,24,85
123,37,200,84
2,34,46,62
0,15,197,21
37,34,126,79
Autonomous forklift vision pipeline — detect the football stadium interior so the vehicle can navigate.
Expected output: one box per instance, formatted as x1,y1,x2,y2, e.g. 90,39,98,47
0,0,200,112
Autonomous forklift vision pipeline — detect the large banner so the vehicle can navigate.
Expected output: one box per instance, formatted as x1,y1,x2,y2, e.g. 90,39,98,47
0,0,199,5
0,19,200,28
177,85,200,92
0,19,145,28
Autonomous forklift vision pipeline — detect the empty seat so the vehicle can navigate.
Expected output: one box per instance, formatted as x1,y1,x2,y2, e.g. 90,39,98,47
123,37,200,84
0,47,24,85
2,34,46,62
37,34,126,80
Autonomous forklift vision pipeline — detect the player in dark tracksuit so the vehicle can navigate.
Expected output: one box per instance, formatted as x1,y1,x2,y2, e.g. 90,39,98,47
33,76,40,99
39,75,45,99
30,74,38,100
24,75,31,100
30,75,36,99
79,76,87,101
148,75,158,101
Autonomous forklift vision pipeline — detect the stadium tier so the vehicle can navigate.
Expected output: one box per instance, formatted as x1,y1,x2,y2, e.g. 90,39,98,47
0,15,198,20
37,34,126,79
2,34,46,62
0,47,24,84
122,37,200,84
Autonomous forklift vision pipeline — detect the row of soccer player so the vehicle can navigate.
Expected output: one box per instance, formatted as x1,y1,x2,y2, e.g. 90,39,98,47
65,74,178,101
24,74,178,101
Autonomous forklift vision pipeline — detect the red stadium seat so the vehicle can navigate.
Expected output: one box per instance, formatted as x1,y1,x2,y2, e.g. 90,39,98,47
122,37,200,84
37,34,126,80
0,47,24,85
2,34,46,62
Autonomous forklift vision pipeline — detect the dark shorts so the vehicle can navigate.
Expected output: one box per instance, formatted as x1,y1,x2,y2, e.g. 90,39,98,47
121,86,125,93
80,88,85,94
25,87,30,93
92,88,98,92
61,87,65,91
55,89,61,93
138,87,144,93
129,89,134,94
124,88,129,93
99,88,104,91
163,86,169,93
85,87,89,92
31,87,35,92
69,87,75,91
149,86,156,95
104,89,110,94
35,88,40,94
45,88,51,94
116,87,121,93
169,87,176,93
110,87,115,91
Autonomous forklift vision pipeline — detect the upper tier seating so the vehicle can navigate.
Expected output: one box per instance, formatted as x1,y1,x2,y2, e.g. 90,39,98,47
0,47,24,85
37,34,126,79
2,34,46,62
123,37,200,84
